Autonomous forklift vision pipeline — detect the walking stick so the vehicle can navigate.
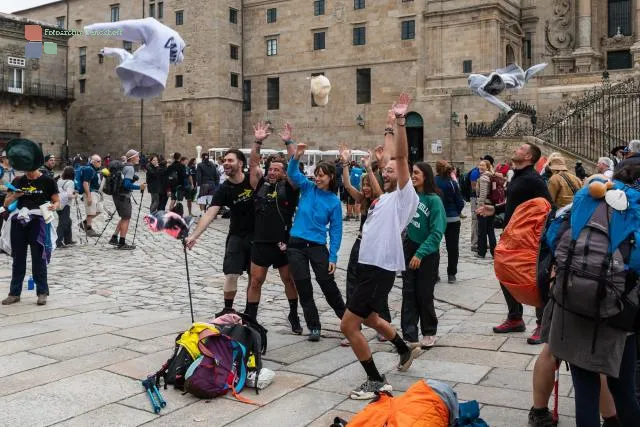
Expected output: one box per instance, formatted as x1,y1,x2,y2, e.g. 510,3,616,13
182,238,195,323
131,189,145,246
94,207,116,245
75,199,88,245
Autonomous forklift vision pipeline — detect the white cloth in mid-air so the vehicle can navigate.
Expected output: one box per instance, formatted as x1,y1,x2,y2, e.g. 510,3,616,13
468,63,547,113
85,17,185,99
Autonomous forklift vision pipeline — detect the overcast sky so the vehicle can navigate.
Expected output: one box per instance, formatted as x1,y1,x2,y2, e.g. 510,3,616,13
0,0,58,14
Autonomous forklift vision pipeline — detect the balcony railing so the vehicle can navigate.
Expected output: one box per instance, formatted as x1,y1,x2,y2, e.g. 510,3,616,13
0,78,74,101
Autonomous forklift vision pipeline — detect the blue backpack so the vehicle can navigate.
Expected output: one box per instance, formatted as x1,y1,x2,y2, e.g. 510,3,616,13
74,166,96,194
547,180,640,346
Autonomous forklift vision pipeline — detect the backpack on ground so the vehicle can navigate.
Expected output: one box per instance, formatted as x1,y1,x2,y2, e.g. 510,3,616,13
488,174,506,205
551,181,640,349
103,160,125,196
155,322,219,390
494,197,552,308
459,170,472,202
184,328,252,403
217,323,264,394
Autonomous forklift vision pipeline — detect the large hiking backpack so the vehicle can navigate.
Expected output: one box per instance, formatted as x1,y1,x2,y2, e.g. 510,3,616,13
184,328,249,401
217,323,263,394
488,174,506,205
459,170,472,202
103,160,125,196
494,197,552,308
155,322,219,390
551,182,640,347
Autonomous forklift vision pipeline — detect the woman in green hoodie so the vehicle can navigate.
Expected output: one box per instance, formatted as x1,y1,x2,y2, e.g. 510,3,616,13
401,162,447,349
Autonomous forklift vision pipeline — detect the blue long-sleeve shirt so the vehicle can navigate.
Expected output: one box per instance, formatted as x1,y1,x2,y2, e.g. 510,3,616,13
288,157,342,263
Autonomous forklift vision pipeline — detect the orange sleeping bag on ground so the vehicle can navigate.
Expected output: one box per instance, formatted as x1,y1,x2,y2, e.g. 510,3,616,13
347,380,449,427
494,197,551,308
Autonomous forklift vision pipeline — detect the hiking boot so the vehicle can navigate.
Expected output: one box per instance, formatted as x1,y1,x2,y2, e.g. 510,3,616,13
1,295,20,305
214,307,236,319
447,275,456,284
288,312,303,335
420,335,436,349
527,325,543,345
37,294,47,305
117,243,136,250
493,318,526,334
350,376,393,400
64,241,78,246
85,229,100,237
397,347,421,372
308,329,321,342
108,236,119,246
528,407,554,427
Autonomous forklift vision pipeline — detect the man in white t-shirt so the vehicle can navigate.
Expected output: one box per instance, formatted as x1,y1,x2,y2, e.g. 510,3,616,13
340,94,421,400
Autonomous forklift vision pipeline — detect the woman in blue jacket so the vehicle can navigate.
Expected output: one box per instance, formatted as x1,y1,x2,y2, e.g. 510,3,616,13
435,160,465,283
287,142,346,342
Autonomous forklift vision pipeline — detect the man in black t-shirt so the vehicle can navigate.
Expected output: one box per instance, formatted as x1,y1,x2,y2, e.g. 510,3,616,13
186,148,254,317
244,121,302,333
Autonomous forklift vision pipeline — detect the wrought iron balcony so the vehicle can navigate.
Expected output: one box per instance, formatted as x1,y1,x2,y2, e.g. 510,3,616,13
0,77,74,102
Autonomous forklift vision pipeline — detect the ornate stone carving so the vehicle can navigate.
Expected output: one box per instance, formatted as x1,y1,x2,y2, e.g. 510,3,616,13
600,35,634,50
334,1,345,23
545,0,574,54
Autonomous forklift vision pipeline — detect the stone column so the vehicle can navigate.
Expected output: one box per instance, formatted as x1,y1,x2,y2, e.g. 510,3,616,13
573,0,598,72
631,0,640,67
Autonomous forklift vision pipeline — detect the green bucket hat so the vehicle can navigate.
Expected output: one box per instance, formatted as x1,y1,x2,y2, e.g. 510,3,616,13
6,138,45,171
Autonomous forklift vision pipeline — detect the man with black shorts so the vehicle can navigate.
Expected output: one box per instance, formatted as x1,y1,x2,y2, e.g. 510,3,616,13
185,149,254,317
109,150,145,250
245,122,302,333
340,93,421,400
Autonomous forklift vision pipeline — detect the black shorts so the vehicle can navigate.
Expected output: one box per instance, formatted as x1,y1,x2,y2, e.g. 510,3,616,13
171,186,185,201
348,263,396,318
113,194,132,220
223,234,253,275
251,242,288,269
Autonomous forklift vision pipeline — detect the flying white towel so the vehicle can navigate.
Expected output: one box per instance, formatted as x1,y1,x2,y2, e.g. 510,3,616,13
468,63,547,113
85,17,185,99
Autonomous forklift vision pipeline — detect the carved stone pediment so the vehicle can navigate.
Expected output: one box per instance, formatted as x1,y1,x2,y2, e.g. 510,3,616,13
600,35,634,50
505,21,525,38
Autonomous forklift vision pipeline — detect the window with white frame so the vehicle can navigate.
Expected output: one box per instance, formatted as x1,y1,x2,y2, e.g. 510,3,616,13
266,38,278,56
8,67,24,94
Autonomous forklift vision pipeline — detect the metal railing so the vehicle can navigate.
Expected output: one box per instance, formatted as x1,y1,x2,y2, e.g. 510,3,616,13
0,78,74,101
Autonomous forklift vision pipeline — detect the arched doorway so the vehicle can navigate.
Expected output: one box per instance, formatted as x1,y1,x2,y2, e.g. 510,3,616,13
406,112,423,165
506,44,516,65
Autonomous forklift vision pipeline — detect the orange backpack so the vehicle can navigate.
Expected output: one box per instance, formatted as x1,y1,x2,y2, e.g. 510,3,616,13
494,197,552,308
347,380,449,427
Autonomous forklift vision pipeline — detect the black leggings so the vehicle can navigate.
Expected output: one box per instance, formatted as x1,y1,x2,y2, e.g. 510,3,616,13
401,239,439,341
287,238,345,331
443,221,460,276
570,334,640,427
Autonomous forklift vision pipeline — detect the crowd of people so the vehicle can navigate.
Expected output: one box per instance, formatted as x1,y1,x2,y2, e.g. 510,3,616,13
2,94,640,424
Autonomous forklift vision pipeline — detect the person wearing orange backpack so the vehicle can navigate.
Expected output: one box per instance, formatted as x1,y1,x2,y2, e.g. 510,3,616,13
477,143,551,343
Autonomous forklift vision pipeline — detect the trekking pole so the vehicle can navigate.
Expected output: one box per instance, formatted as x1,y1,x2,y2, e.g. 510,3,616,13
141,378,161,414
552,359,561,426
75,199,87,245
94,208,116,246
131,189,145,246
182,238,195,323
147,376,167,408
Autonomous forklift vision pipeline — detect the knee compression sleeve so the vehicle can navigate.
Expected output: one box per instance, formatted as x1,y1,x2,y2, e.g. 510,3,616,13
223,274,240,293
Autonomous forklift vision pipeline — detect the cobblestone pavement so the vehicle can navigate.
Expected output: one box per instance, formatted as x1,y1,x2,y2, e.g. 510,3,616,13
0,190,576,426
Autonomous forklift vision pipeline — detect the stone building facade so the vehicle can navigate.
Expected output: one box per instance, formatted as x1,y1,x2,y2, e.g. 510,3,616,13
14,0,640,166
0,13,72,160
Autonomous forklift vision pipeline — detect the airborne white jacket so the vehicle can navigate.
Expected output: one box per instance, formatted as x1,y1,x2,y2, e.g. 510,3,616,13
84,18,185,99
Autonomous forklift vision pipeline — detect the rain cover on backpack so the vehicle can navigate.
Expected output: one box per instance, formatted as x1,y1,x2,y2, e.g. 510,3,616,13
494,197,552,308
